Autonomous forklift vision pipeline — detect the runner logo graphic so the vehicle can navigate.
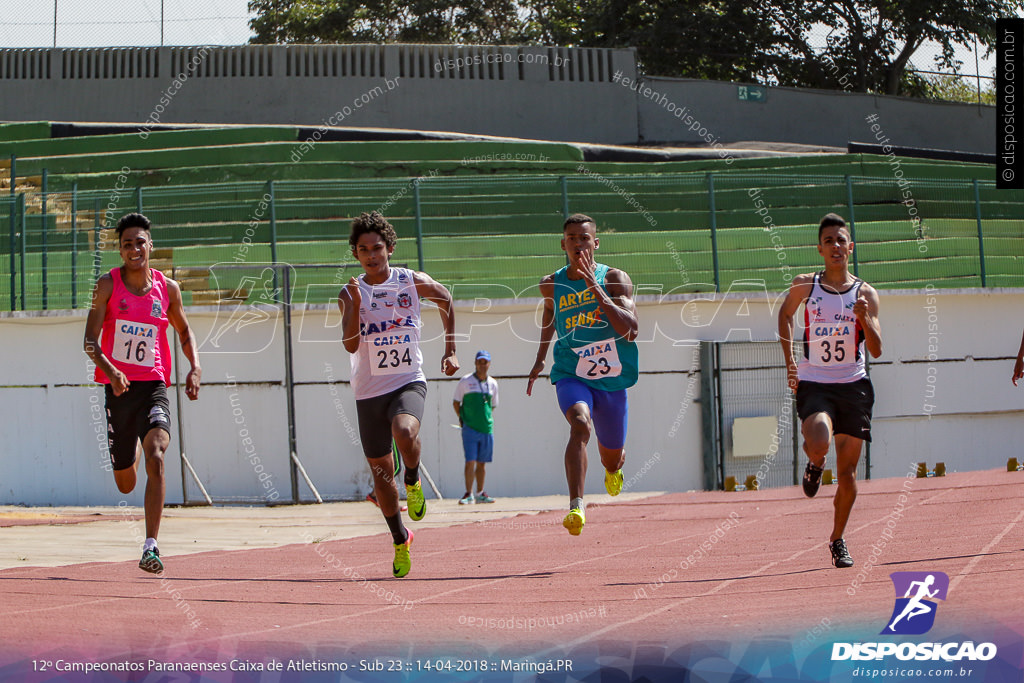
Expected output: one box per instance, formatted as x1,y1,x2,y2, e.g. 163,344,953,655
881,571,949,635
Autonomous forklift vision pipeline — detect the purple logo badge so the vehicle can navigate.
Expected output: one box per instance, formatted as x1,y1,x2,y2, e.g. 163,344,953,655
881,572,949,635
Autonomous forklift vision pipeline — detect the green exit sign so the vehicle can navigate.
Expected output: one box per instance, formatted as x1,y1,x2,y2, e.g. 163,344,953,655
738,85,767,102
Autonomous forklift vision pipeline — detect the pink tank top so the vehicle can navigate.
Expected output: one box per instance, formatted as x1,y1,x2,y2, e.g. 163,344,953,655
95,268,172,386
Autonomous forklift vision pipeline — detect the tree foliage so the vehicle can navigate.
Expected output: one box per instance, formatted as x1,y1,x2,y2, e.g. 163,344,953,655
248,0,1022,96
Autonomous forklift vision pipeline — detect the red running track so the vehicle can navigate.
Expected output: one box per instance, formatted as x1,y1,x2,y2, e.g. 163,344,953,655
1,469,1022,664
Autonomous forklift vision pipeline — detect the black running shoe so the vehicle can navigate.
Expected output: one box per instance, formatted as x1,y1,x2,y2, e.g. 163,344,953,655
802,462,824,498
829,538,854,568
139,548,163,574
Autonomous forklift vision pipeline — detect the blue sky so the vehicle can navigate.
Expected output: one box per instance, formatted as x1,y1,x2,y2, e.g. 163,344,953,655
2,0,253,47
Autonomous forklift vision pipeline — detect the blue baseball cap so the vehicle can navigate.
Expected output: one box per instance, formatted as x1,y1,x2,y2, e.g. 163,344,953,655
475,350,491,361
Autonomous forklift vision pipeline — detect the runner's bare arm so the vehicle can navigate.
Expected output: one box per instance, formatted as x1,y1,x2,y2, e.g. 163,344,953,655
83,274,129,395
600,267,639,342
527,277,556,396
777,274,815,393
574,249,638,342
1013,326,1024,386
853,283,882,358
414,271,459,376
167,279,202,400
338,279,361,354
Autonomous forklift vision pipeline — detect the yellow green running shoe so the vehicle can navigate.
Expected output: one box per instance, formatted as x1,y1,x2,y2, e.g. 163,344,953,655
406,480,426,521
562,508,585,536
393,529,414,578
604,469,623,496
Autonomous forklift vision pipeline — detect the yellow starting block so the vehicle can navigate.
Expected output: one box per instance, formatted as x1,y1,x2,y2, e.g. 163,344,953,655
822,469,834,485
745,475,759,491
1009,458,1020,472
724,476,737,491
917,462,928,478
934,462,945,477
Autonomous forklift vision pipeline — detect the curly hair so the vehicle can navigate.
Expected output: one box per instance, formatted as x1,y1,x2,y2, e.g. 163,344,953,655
115,212,152,238
349,211,398,250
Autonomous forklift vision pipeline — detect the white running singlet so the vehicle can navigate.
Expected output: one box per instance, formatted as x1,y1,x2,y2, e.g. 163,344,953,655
798,271,867,384
349,267,426,400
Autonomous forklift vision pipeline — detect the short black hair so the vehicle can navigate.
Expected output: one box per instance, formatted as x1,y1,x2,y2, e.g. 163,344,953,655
564,213,596,231
349,211,398,250
818,213,848,241
116,212,151,238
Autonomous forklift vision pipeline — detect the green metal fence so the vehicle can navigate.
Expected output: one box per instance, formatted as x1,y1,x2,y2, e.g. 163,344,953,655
2,173,1022,311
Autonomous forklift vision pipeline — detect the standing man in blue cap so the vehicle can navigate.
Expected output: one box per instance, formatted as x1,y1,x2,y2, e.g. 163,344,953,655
453,350,499,504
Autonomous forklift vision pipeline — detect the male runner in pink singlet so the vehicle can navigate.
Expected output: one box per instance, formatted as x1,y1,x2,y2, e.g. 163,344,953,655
84,213,201,574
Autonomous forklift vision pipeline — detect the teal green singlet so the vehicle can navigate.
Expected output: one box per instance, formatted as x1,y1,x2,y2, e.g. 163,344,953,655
549,263,639,391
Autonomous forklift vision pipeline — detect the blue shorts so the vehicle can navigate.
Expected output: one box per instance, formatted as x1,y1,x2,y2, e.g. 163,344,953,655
554,377,628,450
462,425,494,463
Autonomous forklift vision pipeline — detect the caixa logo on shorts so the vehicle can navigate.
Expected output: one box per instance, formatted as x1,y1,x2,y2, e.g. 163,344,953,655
831,571,997,662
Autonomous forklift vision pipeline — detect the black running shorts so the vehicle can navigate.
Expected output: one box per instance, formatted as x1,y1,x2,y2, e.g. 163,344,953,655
104,380,171,470
796,377,874,442
355,381,427,460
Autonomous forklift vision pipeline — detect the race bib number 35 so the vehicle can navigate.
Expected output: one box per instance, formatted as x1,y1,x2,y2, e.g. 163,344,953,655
809,336,855,366
113,319,157,367
574,339,621,379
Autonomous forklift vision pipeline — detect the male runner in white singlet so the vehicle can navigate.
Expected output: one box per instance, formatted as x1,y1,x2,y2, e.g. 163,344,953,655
778,213,882,569
338,212,458,578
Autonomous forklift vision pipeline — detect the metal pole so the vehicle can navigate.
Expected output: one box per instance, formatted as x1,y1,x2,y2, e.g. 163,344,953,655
171,276,191,505
974,179,986,287
707,173,720,292
413,179,425,271
135,186,143,213
846,175,858,277
93,198,101,284
974,36,983,107
71,183,77,308
41,169,48,310
267,180,279,296
8,195,15,311
268,181,277,264
281,265,300,502
699,341,718,490
791,394,799,485
53,0,57,48
18,193,26,310
290,453,323,504
560,175,569,219
8,155,14,197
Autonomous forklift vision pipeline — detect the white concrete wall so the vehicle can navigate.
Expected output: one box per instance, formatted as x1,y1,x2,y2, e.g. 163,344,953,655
637,76,994,154
2,286,1021,506
0,45,640,145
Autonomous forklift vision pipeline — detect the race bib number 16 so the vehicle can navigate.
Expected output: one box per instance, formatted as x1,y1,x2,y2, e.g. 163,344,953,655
113,319,157,367
574,339,621,379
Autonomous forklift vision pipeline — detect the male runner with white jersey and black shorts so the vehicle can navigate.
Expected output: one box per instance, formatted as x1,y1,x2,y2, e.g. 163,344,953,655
778,213,882,569
338,212,458,578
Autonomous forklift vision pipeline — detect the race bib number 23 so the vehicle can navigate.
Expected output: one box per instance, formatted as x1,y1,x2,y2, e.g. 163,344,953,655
574,339,621,379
